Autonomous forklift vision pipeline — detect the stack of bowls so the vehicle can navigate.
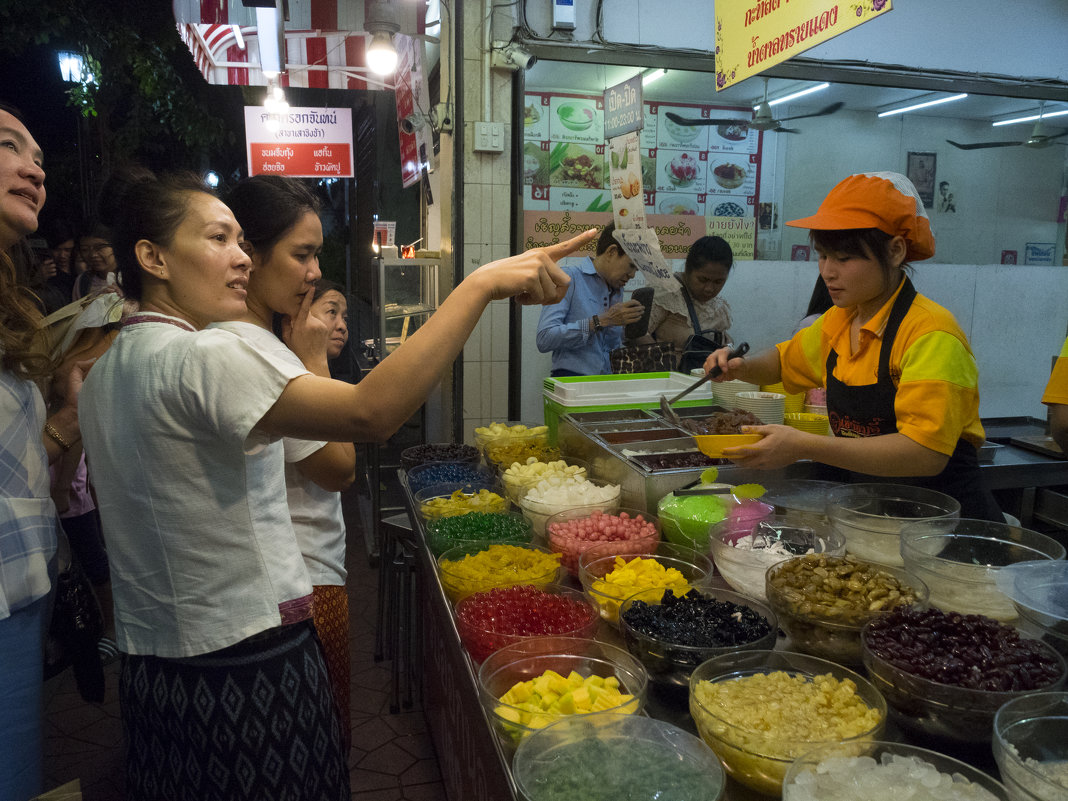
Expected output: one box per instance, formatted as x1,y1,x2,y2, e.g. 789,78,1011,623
993,692,1068,801
713,379,758,410
784,741,1010,800
513,713,726,801
689,650,886,796
761,382,806,415
734,391,786,424
996,561,1068,658
825,483,960,566
900,519,1065,622
783,412,831,436
477,638,648,749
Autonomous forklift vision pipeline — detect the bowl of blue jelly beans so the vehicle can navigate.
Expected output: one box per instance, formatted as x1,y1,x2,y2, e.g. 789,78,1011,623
405,460,498,494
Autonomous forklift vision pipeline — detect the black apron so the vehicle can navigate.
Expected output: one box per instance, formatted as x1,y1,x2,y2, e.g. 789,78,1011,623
823,277,1002,522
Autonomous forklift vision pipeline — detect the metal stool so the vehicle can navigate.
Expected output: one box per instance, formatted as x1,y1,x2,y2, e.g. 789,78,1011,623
373,511,421,712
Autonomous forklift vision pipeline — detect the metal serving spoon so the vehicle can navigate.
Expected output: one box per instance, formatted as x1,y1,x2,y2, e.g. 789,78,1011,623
659,342,750,427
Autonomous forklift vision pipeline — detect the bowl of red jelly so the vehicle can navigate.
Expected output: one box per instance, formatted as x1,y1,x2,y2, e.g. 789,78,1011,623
454,583,600,664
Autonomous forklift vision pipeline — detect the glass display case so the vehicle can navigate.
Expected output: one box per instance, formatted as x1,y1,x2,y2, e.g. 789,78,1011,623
368,254,440,358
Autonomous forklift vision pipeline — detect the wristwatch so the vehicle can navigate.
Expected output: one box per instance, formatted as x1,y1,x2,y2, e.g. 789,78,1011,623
592,314,604,332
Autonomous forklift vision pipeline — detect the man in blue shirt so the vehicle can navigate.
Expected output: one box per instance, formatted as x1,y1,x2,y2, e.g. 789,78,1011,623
536,224,643,376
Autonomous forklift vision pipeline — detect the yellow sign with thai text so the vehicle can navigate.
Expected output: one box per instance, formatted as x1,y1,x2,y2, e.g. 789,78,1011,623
714,0,893,91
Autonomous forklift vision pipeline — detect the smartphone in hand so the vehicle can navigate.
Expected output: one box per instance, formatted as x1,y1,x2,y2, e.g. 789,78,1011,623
624,287,655,339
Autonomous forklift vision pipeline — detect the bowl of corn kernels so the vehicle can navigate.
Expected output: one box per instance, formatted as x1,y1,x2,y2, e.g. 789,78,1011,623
689,650,886,796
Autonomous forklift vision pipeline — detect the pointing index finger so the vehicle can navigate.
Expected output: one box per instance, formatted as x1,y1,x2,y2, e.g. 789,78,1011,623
541,229,598,261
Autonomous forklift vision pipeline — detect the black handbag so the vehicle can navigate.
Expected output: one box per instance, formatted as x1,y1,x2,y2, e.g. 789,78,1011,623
48,561,106,703
610,340,677,374
678,284,727,373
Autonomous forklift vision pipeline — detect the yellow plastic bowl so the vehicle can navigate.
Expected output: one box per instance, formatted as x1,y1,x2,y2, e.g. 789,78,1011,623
693,433,763,458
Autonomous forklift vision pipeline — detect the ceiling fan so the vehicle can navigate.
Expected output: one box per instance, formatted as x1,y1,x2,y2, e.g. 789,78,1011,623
665,77,844,134
947,103,1068,150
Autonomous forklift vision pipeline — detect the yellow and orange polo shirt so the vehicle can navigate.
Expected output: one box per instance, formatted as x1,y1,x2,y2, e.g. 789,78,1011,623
1042,337,1068,405
775,279,985,456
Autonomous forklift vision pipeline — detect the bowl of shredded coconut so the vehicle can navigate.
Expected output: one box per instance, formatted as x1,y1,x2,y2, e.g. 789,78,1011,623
993,692,1068,801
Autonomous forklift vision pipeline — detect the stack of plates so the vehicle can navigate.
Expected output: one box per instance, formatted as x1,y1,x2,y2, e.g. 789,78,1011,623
785,412,832,436
761,383,805,415
735,391,785,425
714,379,758,410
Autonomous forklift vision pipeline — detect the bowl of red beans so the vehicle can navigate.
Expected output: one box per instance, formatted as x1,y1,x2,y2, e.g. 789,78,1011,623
618,586,778,688
453,583,600,664
545,507,660,577
861,606,1068,744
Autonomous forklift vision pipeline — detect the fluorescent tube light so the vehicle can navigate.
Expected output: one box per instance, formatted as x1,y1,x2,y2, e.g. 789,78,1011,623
758,82,828,110
993,109,1068,127
642,68,666,86
256,6,284,75
877,93,968,118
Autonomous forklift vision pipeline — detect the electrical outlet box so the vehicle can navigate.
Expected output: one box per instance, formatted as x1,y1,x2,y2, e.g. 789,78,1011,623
473,121,505,153
552,0,576,30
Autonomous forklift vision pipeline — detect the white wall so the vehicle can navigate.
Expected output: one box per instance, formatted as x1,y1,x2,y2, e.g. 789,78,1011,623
522,1,1068,83
520,261,1068,423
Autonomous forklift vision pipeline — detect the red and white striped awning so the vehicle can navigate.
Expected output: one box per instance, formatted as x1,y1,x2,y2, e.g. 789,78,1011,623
174,0,426,90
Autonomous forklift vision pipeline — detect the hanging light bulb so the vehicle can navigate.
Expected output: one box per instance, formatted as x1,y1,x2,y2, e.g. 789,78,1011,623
366,31,398,75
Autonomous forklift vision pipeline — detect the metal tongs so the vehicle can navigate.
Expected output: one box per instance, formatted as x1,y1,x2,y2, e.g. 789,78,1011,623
659,342,750,427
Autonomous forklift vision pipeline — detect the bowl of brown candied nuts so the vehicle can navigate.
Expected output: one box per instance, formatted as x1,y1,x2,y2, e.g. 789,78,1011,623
765,554,928,667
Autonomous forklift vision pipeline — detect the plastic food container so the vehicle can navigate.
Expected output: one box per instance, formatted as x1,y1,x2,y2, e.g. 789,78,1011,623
436,542,562,602
993,692,1068,801
861,611,1067,744
900,519,1065,622
578,542,713,626
545,506,659,576
689,650,886,796
513,713,726,801
996,561,1068,659
825,483,960,566
709,515,845,601
519,477,621,539
400,442,481,471
619,587,778,688
424,511,533,558
477,637,647,749
693,433,763,458
414,481,507,522
453,583,599,664
405,460,497,494
765,556,928,666
784,740,1010,801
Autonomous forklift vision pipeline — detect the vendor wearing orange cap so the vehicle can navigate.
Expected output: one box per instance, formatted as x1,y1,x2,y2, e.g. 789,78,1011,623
704,171,1002,521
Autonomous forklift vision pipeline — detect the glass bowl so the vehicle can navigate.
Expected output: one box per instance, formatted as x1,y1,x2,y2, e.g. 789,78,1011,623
453,583,599,664
900,518,1066,622
760,479,844,528
657,491,732,550
414,481,508,523
993,692,1068,801
545,506,659,577
513,713,725,801
765,555,928,667
476,421,555,469
689,650,886,796
783,740,1010,800
519,477,621,540
499,457,589,504
577,542,713,626
437,541,562,603
996,561,1068,659
400,442,480,471
709,514,845,601
861,609,1068,744
405,460,497,494
825,482,960,566
476,637,647,750
619,586,778,688
424,510,533,558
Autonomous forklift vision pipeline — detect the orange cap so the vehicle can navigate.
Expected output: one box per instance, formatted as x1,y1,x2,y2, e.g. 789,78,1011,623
786,172,935,261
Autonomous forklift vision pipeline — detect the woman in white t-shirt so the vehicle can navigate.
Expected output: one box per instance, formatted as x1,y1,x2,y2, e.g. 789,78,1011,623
219,176,357,750
79,167,591,801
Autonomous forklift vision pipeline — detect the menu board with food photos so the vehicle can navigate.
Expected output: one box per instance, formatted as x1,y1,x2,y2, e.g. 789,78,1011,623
523,92,762,230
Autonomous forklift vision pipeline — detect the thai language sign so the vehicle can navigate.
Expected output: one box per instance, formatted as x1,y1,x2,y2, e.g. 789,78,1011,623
714,0,892,91
244,106,353,178
603,74,643,139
